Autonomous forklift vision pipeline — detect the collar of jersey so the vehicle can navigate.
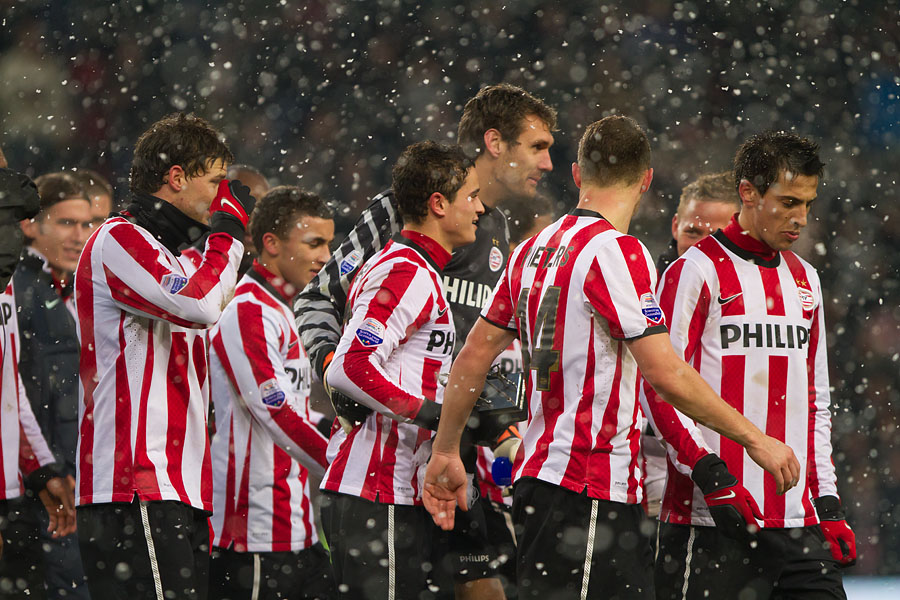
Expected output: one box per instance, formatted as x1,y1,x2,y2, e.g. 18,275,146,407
569,207,610,221
395,230,451,273
246,260,296,308
118,192,210,255
715,216,781,268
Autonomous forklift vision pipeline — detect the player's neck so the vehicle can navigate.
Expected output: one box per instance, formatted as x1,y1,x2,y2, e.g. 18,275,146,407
403,222,454,255
576,184,641,233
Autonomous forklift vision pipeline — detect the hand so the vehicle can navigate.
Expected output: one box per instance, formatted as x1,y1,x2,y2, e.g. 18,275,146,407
744,433,800,495
422,450,469,531
209,179,256,228
692,454,763,539
815,496,857,566
39,476,76,538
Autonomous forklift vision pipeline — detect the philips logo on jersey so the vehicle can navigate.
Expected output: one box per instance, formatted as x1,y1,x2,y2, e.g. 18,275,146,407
640,293,663,323
260,379,286,408
161,273,189,294
339,249,363,277
720,323,810,350
443,276,491,309
356,318,385,347
426,329,454,355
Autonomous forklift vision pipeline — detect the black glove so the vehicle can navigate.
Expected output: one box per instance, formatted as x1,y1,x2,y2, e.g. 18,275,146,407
330,388,373,426
209,179,256,239
692,453,763,540
0,169,41,221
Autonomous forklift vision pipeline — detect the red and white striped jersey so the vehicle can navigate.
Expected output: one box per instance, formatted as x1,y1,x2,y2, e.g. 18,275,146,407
0,282,55,499
483,209,666,504
209,262,329,552
74,217,243,511
644,223,837,528
322,231,454,506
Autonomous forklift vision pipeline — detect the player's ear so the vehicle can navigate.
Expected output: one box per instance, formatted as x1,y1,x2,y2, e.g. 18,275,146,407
428,192,447,218
164,165,186,193
483,129,503,159
260,231,280,257
640,168,653,193
671,214,679,240
20,216,39,239
737,179,759,207
571,162,582,189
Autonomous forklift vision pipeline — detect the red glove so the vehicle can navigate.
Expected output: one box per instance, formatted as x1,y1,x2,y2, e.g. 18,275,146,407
692,453,763,539
209,179,255,228
814,496,857,566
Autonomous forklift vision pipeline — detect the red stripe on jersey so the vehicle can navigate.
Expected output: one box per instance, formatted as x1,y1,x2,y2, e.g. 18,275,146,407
379,416,401,504
700,240,745,316
234,433,252,552
115,316,137,496
719,354,745,482
421,357,441,402
583,257,625,338
764,355,788,527
661,461,696,524
298,469,313,547
782,252,815,320
165,332,190,503
323,425,359,494
626,373,643,500
584,335,621,493
218,419,237,549
806,306,823,498
75,234,97,501
568,317,596,487
360,416,385,501
759,266,785,316
271,446,293,551
237,303,276,383
11,340,38,476
268,408,328,470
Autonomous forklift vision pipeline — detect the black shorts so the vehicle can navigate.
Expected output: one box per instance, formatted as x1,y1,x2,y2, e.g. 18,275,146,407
209,542,337,600
482,498,517,598
655,523,847,600
0,496,45,599
512,477,653,600
77,497,210,600
430,493,504,592
319,491,433,600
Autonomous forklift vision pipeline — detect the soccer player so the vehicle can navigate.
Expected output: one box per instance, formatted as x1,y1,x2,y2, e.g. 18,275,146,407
72,168,115,230
320,141,482,599
646,132,855,599
296,83,555,599
422,116,800,599
73,113,255,599
643,172,739,519
15,172,93,599
207,185,337,600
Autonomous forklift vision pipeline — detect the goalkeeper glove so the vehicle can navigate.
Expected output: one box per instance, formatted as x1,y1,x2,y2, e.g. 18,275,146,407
209,179,256,238
814,495,857,566
692,453,763,540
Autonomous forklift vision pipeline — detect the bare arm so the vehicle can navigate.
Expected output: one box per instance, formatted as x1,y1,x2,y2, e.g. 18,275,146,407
630,332,800,494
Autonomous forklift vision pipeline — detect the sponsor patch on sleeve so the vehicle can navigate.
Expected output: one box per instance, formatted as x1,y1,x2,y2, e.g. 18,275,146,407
260,379,286,408
355,317,386,347
339,249,364,277
161,273,189,294
640,292,663,323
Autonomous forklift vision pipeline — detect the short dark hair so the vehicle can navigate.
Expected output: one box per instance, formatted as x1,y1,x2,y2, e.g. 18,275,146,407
457,84,558,157
249,185,332,253
577,116,651,187
33,172,87,212
733,131,824,197
391,141,472,225
129,113,234,195
71,169,114,200
677,172,739,215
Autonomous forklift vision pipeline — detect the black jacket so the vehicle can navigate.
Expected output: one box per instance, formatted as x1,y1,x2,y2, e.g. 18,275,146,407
13,248,79,477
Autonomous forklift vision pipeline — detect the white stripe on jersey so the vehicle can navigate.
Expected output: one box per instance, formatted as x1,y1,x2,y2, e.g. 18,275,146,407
74,217,243,510
482,211,664,504
323,235,453,505
0,282,55,499
647,233,836,528
209,263,328,552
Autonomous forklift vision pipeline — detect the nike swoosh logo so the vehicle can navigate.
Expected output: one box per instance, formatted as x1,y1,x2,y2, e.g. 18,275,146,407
437,306,448,317
220,198,242,215
44,298,61,309
708,490,736,501
718,292,742,305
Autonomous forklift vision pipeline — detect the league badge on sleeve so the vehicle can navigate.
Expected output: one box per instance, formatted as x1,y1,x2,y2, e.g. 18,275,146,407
260,379,286,408
161,273,189,294
355,317,385,347
339,249,364,276
640,292,663,323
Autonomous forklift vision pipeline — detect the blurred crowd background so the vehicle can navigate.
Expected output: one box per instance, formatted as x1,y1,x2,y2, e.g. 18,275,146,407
1,0,898,575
